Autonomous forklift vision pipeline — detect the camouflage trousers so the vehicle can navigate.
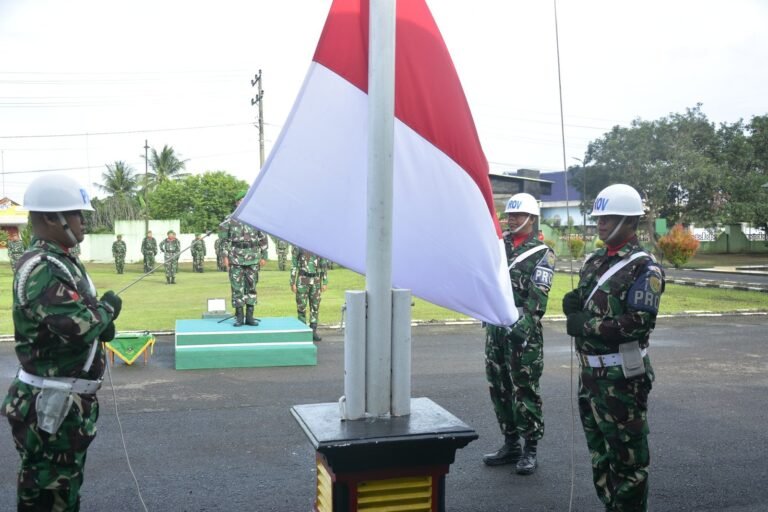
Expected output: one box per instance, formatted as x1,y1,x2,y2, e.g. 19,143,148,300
143,253,156,273
295,274,323,324
484,325,544,441
229,264,258,308
277,251,288,271
216,252,226,272
164,255,179,279
3,382,99,512
192,255,205,272
114,256,125,274
578,360,654,512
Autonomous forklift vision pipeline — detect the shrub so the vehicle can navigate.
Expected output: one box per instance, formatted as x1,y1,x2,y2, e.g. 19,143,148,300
543,238,556,251
567,236,585,259
658,224,700,268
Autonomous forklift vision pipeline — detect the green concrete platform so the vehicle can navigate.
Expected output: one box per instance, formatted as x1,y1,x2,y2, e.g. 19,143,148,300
175,316,317,370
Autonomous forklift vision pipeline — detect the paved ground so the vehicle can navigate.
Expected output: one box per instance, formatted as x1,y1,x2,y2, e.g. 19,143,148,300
0,315,766,511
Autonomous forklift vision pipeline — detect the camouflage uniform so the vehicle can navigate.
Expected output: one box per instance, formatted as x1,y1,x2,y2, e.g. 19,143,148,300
2,238,114,511
190,235,206,273
214,234,226,272
221,217,268,308
8,238,25,273
141,235,158,273
159,233,181,284
290,247,328,326
569,237,664,512
69,244,80,259
111,237,126,274
271,236,290,271
486,232,554,446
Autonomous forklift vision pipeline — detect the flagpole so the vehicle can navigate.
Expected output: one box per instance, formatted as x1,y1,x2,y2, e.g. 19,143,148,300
365,0,397,417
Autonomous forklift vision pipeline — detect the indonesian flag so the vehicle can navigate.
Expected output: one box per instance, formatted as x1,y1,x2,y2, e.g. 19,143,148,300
235,0,517,326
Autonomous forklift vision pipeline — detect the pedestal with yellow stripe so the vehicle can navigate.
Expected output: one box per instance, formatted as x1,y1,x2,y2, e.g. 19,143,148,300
292,397,477,512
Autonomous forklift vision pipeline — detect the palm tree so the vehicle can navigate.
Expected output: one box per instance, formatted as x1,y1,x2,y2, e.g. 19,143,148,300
142,145,189,191
95,161,138,197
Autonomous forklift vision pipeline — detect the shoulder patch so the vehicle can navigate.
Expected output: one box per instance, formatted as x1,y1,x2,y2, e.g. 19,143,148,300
532,250,555,290
627,268,664,313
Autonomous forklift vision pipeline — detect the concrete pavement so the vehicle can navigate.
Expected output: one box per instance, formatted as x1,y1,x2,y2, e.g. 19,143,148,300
1,315,767,511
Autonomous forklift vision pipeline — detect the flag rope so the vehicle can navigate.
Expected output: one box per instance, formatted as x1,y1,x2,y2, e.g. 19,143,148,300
552,1,578,510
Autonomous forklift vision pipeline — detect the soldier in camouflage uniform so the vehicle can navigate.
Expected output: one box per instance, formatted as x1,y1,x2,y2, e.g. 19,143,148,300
562,184,665,512
214,232,227,272
2,175,121,512
221,190,268,326
190,233,206,273
7,232,25,273
271,235,290,271
141,230,158,273
159,230,181,284
111,234,127,274
290,246,329,342
483,193,554,476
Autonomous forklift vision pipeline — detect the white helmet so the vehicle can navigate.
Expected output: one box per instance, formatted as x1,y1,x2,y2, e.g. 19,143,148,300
590,184,644,217
504,193,540,216
24,175,94,212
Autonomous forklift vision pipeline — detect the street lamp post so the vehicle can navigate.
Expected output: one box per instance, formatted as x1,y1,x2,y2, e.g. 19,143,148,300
572,157,586,236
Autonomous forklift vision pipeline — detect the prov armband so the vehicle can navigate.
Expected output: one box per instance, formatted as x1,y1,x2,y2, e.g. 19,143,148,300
627,266,664,314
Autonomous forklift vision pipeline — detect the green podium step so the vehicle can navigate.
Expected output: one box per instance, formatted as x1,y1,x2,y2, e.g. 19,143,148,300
175,316,317,370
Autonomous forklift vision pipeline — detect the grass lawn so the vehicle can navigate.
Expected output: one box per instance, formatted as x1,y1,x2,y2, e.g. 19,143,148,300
0,260,766,335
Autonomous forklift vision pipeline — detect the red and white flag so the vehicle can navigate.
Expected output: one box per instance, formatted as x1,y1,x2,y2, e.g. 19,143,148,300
235,0,517,326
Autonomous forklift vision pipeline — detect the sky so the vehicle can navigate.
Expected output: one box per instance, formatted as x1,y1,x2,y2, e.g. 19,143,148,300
1,0,767,203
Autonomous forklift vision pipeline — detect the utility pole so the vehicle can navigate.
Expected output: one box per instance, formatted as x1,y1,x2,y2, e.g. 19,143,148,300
1,149,5,197
144,140,149,234
251,70,265,168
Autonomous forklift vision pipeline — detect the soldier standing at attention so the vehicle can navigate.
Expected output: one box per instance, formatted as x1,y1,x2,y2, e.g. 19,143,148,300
159,230,180,284
271,235,290,271
290,246,328,342
483,193,554,476
111,234,127,274
2,175,121,511
191,233,206,273
562,184,665,512
141,230,158,273
214,232,227,272
221,190,268,327
7,231,25,273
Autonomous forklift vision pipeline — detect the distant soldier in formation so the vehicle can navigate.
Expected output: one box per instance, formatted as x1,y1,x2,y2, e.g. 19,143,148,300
112,234,127,274
7,232,25,273
141,230,158,273
221,190,268,327
214,232,227,271
159,230,180,284
191,233,207,273
271,235,290,271
290,246,328,342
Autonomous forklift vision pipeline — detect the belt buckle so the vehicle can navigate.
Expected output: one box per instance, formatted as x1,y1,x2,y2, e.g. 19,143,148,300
597,355,607,367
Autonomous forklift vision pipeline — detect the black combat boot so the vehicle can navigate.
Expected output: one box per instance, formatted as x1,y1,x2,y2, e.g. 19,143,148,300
171,276,176,284
233,307,245,327
245,305,259,326
482,434,521,466
515,439,538,475
166,276,171,285
310,323,322,342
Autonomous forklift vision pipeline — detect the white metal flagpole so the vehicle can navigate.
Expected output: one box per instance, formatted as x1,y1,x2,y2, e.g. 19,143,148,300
365,0,397,417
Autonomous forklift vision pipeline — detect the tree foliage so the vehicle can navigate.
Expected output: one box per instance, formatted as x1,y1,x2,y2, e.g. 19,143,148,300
581,105,768,244
658,224,700,268
147,171,248,233
142,145,189,192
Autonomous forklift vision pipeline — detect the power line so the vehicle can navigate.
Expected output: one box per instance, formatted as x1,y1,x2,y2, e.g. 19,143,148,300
0,121,256,140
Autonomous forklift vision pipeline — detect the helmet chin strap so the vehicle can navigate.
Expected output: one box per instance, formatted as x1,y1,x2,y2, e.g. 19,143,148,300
508,214,531,234
604,216,626,244
56,212,79,247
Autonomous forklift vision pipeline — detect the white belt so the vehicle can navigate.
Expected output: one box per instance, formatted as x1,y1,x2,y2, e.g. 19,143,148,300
17,368,102,395
578,348,648,368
